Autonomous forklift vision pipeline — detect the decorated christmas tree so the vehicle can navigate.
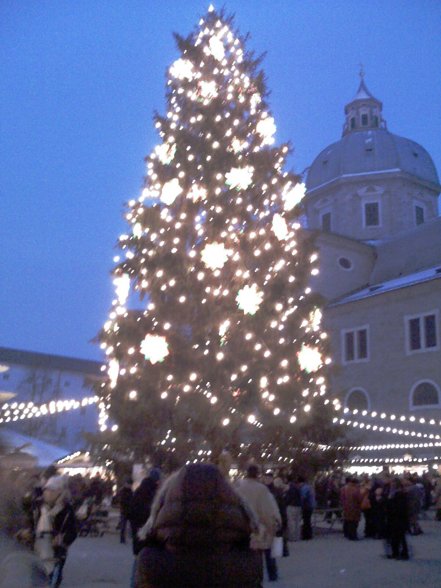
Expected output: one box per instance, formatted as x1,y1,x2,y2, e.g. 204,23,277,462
98,6,333,466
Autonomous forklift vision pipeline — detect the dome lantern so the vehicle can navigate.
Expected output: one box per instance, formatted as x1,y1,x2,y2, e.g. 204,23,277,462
342,68,386,136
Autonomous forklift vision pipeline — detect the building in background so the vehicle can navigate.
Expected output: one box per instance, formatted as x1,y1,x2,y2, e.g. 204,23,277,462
0,347,102,451
306,75,441,465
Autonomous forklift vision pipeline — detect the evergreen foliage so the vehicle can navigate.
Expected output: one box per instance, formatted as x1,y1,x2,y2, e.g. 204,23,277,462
98,7,341,466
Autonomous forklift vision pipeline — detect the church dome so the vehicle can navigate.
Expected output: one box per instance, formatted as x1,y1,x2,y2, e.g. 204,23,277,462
306,130,439,191
306,77,440,192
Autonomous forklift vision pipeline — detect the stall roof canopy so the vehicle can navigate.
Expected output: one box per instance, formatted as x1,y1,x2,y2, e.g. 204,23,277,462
0,429,69,467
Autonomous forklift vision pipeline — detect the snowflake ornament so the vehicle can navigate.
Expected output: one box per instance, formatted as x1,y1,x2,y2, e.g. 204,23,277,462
282,182,305,211
230,138,248,153
272,213,289,241
188,184,207,202
113,274,131,305
219,319,230,340
250,93,261,114
256,116,276,145
155,142,176,165
108,358,120,389
201,242,230,270
198,80,218,100
161,178,183,206
169,58,194,80
225,166,254,190
309,308,322,332
208,35,225,61
297,344,322,373
236,284,264,315
140,334,170,364
133,222,143,238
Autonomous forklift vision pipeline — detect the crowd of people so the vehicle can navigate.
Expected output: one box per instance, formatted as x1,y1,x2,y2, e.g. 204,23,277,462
1,461,441,587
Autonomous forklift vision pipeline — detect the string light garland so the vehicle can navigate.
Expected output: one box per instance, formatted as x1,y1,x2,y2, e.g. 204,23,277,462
349,455,441,466
335,416,441,440
330,400,441,428
0,396,98,425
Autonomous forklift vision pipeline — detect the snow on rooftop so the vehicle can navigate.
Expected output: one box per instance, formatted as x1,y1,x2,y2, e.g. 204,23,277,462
331,265,441,306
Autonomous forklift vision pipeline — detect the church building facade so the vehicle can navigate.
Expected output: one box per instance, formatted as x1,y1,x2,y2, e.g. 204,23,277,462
306,77,441,464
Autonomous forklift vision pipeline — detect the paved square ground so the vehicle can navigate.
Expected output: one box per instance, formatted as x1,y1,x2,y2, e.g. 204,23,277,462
63,516,441,587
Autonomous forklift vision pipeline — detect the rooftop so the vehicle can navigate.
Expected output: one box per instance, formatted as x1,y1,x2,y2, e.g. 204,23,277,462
0,346,103,377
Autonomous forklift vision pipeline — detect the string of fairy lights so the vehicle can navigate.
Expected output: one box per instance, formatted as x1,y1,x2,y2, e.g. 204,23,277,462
334,416,441,440
0,396,98,425
327,398,441,428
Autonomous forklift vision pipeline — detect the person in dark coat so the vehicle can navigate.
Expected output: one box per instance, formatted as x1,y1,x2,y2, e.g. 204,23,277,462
129,469,161,556
370,485,387,539
128,469,161,588
117,478,133,544
298,476,315,541
135,463,263,588
385,478,409,560
285,474,302,541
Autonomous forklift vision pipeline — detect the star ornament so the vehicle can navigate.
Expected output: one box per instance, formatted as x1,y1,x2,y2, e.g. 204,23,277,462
225,166,254,190
161,178,183,206
236,284,264,315
140,334,170,364
272,213,289,241
201,242,230,270
297,344,323,373
169,58,194,80
282,182,306,211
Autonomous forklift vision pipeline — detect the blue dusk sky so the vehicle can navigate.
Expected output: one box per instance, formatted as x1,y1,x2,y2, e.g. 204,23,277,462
1,1,440,362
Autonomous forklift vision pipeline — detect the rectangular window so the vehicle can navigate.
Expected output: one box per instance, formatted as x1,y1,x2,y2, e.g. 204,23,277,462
425,315,437,348
358,329,368,359
406,312,438,354
343,327,369,363
415,205,425,226
321,212,331,232
409,318,421,350
364,202,380,227
345,332,355,361
361,114,368,126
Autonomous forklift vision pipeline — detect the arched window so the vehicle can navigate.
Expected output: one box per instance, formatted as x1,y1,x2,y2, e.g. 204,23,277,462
345,388,369,411
410,381,440,409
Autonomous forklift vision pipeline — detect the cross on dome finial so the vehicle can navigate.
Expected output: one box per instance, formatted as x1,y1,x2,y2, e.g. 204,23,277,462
359,63,365,80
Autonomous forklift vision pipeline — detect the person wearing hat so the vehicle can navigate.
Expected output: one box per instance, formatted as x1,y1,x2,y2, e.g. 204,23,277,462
33,475,77,587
